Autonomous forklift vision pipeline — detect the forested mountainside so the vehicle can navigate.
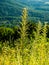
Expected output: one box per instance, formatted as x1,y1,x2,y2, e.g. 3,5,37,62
0,0,49,27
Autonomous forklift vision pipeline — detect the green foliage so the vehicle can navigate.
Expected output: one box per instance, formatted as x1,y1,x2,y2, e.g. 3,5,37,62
0,8,49,65
19,8,28,49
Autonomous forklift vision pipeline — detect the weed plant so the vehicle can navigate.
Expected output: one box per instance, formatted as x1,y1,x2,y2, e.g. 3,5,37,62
0,8,49,65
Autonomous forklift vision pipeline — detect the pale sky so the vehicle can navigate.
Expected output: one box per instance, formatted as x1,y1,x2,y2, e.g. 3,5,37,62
28,0,42,1
28,0,49,2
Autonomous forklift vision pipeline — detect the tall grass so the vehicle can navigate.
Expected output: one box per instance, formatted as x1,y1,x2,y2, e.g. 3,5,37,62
19,8,28,49
0,8,49,65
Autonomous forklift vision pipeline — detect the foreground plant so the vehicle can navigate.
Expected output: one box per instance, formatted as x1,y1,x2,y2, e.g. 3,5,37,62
0,8,49,65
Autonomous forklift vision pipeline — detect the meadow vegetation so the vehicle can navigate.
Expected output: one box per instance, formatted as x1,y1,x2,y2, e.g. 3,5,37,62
0,8,49,65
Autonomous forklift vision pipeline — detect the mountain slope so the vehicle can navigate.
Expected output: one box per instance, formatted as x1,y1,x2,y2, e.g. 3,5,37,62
0,0,49,27
0,0,46,16
0,0,23,16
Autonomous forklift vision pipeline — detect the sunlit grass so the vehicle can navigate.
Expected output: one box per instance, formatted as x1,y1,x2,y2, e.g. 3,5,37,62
0,8,49,65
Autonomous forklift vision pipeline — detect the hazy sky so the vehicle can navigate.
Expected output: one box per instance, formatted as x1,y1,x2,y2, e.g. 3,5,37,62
28,0,41,1
27,0,49,5
28,0,49,2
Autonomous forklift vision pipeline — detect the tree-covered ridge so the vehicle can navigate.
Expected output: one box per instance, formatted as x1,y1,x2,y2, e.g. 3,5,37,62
0,0,49,27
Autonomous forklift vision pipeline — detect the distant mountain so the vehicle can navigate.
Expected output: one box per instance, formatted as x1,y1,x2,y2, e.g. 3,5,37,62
0,0,23,16
0,0,47,16
0,0,49,27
